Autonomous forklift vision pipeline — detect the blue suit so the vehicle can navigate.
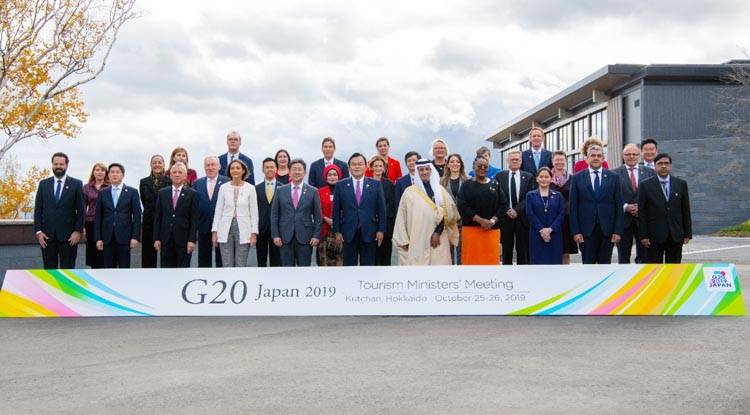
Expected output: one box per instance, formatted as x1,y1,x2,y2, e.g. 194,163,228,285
193,175,228,267
94,185,142,268
219,153,254,185
569,168,624,264
332,177,386,266
394,174,414,209
521,149,553,187
308,158,349,189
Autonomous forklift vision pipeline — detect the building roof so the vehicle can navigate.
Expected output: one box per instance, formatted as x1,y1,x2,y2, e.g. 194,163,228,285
486,61,750,146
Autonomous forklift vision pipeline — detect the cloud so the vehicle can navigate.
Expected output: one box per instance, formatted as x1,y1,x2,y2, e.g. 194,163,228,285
8,0,750,184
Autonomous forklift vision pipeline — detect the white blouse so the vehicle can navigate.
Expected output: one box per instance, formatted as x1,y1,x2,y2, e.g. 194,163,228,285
211,183,259,244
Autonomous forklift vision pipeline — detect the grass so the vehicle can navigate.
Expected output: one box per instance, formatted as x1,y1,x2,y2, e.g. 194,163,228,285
715,219,750,237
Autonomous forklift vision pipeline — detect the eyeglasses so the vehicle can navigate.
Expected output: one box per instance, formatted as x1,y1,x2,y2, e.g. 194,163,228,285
475,165,489,169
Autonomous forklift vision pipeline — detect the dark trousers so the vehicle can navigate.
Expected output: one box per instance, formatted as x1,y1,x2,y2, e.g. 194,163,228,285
618,221,645,264
103,240,131,268
375,238,393,266
580,223,613,264
280,239,313,266
343,229,376,266
647,238,684,264
160,239,192,268
257,231,281,267
501,220,528,265
141,224,158,268
84,221,104,268
197,231,222,268
41,238,77,269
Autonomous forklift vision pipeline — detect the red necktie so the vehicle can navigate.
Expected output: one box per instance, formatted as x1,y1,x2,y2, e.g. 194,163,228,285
629,167,637,191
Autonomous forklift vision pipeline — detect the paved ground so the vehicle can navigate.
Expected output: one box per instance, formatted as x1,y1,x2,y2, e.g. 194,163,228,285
1,236,748,414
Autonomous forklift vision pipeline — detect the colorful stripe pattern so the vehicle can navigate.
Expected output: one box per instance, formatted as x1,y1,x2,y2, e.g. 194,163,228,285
0,264,745,317
510,264,745,316
0,269,151,317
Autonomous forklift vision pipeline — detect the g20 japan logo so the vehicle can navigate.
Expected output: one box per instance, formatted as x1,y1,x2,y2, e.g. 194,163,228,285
702,267,735,292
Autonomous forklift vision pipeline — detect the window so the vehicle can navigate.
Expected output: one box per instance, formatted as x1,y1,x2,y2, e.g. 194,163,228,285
545,130,557,151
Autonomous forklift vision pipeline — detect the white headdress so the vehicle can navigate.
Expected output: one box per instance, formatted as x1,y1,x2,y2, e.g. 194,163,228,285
414,159,443,207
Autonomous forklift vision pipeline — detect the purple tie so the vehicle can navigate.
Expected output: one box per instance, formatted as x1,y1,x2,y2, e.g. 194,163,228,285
292,186,300,208
355,180,362,206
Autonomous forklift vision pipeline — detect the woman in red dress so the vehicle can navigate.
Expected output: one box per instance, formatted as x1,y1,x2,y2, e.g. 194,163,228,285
317,164,343,266
166,146,198,186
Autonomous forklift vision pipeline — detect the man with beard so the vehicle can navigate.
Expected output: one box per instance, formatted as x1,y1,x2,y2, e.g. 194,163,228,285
393,159,459,265
34,152,85,269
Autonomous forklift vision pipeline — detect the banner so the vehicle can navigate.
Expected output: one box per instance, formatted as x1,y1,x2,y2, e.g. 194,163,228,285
0,263,744,317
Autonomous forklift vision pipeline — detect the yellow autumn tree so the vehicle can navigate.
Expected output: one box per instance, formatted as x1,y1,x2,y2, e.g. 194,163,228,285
0,0,139,162
0,156,49,219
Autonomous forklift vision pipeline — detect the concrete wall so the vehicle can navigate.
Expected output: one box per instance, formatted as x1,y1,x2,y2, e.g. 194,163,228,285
642,82,750,233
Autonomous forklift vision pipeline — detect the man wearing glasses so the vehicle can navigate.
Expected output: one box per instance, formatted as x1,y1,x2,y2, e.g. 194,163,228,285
612,144,655,263
638,154,692,264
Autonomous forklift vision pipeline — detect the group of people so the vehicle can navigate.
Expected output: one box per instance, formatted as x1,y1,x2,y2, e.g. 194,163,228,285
33,129,692,270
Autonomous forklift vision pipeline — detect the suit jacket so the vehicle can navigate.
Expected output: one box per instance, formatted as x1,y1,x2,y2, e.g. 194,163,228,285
494,170,534,227
193,175,229,234
34,176,85,241
394,173,414,209
638,176,692,243
219,152,255,185
612,164,655,227
94,185,142,244
521,148,553,179
308,158,349,189
270,183,323,244
332,177,387,243
255,179,281,235
139,174,172,228
153,186,199,246
569,169,625,238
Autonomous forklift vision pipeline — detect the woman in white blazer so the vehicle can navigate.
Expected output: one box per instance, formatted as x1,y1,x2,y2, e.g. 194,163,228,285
212,160,259,266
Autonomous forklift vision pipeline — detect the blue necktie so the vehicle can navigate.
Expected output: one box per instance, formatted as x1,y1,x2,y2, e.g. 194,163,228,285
661,181,669,201
112,187,120,206
54,179,62,202
533,152,541,170
593,170,601,194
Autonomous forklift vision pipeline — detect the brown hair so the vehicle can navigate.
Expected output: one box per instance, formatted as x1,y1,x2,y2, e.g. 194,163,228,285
440,153,468,187
227,159,250,180
580,137,604,156
168,146,190,171
87,162,110,185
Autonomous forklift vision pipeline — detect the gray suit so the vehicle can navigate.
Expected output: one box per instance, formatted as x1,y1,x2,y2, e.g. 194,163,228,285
270,182,322,266
613,164,655,263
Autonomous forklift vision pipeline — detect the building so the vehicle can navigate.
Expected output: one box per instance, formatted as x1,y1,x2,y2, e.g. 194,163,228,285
486,60,750,234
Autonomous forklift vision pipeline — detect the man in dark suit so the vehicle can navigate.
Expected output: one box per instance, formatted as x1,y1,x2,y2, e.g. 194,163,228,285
638,153,692,263
34,152,85,269
94,163,142,268
521,127,553,187
255,157,282,267
394,151,420,209
308,137,349,189
495,150,534,265
271,159,323,266
612,144,655,264
218,130,255,185
154,162,199,268
139,155,172,268
333,153,387,266
570,144,624,264
194,156,228,267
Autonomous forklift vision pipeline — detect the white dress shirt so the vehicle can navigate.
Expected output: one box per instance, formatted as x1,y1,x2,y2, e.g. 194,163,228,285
589,167,603,189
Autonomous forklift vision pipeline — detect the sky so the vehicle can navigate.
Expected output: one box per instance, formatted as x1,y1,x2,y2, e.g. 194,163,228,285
7,0,750,182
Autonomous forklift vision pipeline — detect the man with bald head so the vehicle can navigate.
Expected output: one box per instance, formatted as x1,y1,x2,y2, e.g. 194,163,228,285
219,130,255,184
612,144,655,263
194,156,229,267
154,162,199,268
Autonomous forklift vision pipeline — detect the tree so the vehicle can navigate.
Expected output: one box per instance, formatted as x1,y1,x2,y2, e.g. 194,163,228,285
0,156,49,219
0,0,139,162
715,56,750,140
